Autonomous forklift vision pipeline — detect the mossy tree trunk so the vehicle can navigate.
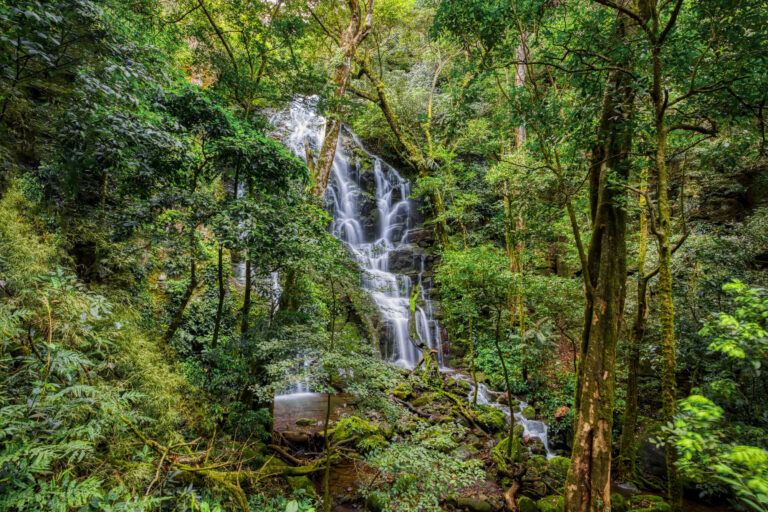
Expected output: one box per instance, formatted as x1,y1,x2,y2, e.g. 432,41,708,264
617,180,650,481
564,7,635,510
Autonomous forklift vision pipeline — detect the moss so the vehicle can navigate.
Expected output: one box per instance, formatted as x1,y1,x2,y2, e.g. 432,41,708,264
517,496,539,512
492,435,523,471
332,415,378,445
477,408,507,432
393,382,413,400
295,418,315,427
358,434,388,453
546,457,570,485
630,495,671,512
411,392,436,407
536,495,564,512
611,493,628,512
514,424,525,438
456,497,493,512
528,454,548,470
522,405,535,419
285,476,318,499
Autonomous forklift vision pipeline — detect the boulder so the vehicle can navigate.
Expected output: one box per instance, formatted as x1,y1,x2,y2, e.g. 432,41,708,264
285,476,317,499
477,409,507,432
513,424,525,438
332,416,378,445
536,495,564,512
295,418,315,427
517,496,539,512
522,405,536,419
406,227,434,248
411,392,436,408
393,382,413,400
639,439,667,479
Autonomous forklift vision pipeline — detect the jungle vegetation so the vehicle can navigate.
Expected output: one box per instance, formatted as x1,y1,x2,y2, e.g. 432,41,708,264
1,0,767,511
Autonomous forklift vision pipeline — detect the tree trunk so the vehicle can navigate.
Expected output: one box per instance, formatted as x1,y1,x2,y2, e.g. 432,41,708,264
493,308,516,457
212,243,224,349
651,43,682,511
163,258,197,345
312,0,374,198
564,10,634,510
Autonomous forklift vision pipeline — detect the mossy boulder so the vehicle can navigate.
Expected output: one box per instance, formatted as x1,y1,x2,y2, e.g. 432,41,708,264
611,493,628,512
492,435,523,471
477,408,507,432
522,405,535,419
528,454,548,470
546,457,570,485
514,424,525,438
295,417,315,427
393,382,413,400
411,392,437,407
332,415,378,445
285,476,317,499
454,379,472,392
536,495,564,512
517,496,539,512
629,494,671,512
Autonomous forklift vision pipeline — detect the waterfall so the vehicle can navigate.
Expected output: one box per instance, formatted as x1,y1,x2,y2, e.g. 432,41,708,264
272,98,442,369
272,99,553,457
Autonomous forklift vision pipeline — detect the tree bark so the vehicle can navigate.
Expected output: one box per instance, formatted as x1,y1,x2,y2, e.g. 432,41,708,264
312,0,374,198
564,8,635,511
241,257,252,335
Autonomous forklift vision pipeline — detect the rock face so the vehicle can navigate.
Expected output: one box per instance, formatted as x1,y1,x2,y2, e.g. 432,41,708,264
640,438,667,478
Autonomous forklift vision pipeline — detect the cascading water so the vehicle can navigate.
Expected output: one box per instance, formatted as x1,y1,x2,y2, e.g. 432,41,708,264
272,99,443,368
271,99,552,456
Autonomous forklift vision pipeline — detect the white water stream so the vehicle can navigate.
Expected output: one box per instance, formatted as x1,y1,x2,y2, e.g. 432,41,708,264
270,99,554,457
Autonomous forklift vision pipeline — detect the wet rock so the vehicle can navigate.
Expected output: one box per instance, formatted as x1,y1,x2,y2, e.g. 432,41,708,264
527,437,547,456
295,418,315,427
536,495,564,512
388,247,418,273
406,227,434,248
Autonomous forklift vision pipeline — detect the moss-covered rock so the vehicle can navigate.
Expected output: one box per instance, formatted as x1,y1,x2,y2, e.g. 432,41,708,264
295,417,315,427
456,497,493,512
393,382,413,400
285,476,317,499
411,392,437,407
517,496,539,512
546,457,570,485
522,405,535,419
492,435,523,471
611,493,628,512
629,494,671,512
536,495,564,512
332,415,378,445
477,408,507,432
528,454,548,471
513,424,525,438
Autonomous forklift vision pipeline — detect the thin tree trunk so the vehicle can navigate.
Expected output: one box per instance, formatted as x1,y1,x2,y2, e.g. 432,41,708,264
323,280,337,512
617,180,650,481
212,243,224,348
493,308,515,457
163,258,197,345
651,43,682,510
241,257,252,335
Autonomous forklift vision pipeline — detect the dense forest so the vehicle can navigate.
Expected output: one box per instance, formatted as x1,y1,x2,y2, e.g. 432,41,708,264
1,1,767,511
